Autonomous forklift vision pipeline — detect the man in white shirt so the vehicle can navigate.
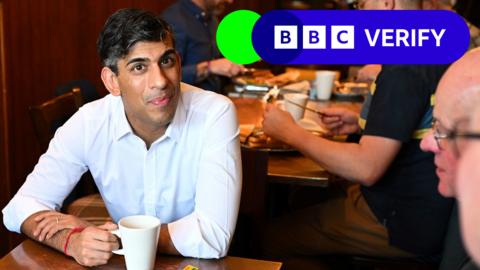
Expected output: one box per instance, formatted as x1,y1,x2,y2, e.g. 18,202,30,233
2,8,241,266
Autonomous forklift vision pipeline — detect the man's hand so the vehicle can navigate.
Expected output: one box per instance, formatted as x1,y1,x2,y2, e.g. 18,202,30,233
262,103,300,143
33,211,91,241
67,222,119,267
208,58,243,77
318,107,360,136
356,64,381,82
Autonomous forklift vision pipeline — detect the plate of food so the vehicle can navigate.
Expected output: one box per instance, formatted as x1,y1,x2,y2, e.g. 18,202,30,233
239,125,296,152
333,82,369,98
234,70,301,92
239,123,325,152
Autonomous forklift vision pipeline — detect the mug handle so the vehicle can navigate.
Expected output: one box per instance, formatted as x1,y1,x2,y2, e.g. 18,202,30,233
111,229,124,255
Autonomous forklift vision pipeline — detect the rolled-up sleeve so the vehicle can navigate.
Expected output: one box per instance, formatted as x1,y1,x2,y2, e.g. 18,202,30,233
168,100,242,258
2,110,88,233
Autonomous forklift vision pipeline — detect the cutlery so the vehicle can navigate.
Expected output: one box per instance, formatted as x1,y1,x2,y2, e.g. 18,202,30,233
285,99,327,117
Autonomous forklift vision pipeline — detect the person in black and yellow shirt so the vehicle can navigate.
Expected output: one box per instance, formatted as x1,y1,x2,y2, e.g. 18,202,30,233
261,64,452,269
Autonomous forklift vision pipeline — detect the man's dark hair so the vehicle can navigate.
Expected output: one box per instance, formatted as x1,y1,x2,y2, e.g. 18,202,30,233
97,8,175,74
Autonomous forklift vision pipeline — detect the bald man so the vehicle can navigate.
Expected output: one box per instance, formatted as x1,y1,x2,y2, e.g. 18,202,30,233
458,105,480,268
421,48,480,269
162,0,243,94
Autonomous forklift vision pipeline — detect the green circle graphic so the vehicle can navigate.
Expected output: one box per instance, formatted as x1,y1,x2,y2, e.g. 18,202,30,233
216,10,261,65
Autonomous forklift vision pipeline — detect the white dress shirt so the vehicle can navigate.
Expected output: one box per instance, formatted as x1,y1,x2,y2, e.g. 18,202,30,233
3,83,242,259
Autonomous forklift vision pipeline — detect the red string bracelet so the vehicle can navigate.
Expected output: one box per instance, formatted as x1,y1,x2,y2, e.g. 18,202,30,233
63,227,85,256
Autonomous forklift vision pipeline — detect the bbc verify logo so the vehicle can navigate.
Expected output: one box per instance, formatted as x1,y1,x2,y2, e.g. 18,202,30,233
275,25,445,49
250,10,469,64
275,26,355,49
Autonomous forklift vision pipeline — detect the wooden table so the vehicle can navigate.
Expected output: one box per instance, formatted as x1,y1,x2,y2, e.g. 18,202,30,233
0,240,282,270
232,97,361,187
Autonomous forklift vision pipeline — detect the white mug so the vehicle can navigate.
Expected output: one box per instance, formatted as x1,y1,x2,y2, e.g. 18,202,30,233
283,93,309,121
312,70,337,100
112,215,161,270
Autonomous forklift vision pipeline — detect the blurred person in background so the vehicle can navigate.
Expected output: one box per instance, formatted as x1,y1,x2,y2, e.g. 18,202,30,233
357,0,480,82
261,1,456,269
423,0,480,48
162,0,243,94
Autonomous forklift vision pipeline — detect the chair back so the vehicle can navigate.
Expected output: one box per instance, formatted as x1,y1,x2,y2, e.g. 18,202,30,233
240,146,269,218
55,79,100,103
230,146,269,257
29,88,83,151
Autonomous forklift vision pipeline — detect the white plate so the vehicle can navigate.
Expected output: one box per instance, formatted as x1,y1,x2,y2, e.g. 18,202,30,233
334,82,369,97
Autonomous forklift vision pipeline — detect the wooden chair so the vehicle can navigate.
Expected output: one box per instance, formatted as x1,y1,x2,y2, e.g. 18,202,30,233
55,79,100,104
230,146,269,257
29,87,83,152
28,88,98,205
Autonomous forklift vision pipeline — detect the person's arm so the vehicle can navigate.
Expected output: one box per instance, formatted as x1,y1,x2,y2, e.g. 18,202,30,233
317,107,361,136
167,97,241,259
194,58,244,84
21,211,119,267
2,109,89,233
21,211,74,252
206,58,244,77
263,105,400,186
1,107,121,266
357,64,381,82
264,65,429,186
32,211,92,241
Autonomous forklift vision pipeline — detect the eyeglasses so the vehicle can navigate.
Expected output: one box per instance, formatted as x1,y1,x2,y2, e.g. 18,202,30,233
432,119,480,155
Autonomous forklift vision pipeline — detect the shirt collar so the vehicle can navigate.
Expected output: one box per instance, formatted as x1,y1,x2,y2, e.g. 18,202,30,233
114,96,133,140
114,88,187,144
164,89,186,144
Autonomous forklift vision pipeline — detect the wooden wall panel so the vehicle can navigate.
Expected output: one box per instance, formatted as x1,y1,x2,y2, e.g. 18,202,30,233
0,1,12,257
0,0,275,257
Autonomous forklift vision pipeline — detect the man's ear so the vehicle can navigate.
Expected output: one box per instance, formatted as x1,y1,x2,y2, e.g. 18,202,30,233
101,67,121,96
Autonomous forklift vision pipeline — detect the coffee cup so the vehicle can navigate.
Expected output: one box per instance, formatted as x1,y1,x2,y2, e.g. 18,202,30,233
283,93,309,121
312,70,337,100
112,215,161,270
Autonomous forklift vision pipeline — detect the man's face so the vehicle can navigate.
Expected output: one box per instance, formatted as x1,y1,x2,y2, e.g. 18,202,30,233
110,40,181,135
205,0,233,16
420,88,461,197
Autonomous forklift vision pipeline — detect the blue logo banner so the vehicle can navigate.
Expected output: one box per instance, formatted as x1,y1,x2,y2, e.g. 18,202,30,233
251,10,469,64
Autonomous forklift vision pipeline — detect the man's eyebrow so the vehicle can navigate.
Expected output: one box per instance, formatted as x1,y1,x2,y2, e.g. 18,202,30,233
126,57,149,66
161,49,176,58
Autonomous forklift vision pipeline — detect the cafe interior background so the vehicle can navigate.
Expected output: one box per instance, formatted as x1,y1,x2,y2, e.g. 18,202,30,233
0,0,479,257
